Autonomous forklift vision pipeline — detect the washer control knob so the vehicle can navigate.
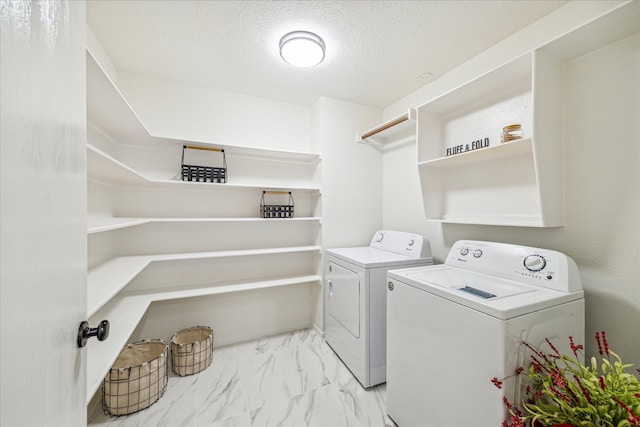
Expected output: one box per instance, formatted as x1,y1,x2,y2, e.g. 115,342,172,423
460,247,469,256
473,249,483,258
524,254,547,272
376,232,384,242
408,239,415,246
388,281,394,291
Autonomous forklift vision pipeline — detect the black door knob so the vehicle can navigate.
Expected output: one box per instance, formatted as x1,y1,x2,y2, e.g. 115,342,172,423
77,320,109,348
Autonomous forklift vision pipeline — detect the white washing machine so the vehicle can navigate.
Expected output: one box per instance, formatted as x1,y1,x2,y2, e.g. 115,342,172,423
325,230,433,388
386,240,584,427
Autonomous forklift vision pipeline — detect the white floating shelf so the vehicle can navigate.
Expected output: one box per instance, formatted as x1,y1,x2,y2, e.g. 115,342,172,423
88,216,322,234
430,214,546,228
87,144,147,185
87,144,321,193
418,139,532,169
87,51,160,145
128,274,322,300
86,293,154,402
223,145,320,164
87,246,322,317
88,256,153,318
88,217,150,234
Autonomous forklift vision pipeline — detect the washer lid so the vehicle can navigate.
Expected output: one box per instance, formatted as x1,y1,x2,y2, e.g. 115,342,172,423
327,247,433,269
388,265,584,320
405,268,534,299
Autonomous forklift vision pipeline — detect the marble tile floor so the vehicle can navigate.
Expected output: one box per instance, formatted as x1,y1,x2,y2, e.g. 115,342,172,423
88,328,394,427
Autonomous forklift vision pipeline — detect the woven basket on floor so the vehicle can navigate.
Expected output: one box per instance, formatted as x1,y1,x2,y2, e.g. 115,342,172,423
171,326,213,376
102,339,169,416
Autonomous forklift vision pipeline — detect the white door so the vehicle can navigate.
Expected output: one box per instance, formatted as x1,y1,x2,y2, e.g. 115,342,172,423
1,1,87,425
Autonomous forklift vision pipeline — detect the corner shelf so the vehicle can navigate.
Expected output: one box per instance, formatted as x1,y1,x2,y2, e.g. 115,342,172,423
357,108,416,151
86,48,323,404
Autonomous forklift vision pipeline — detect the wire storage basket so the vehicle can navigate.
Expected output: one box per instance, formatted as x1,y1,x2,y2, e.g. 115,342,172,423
181,145,227,183
102,339,169,416
170,326,213,376
260,191,294,218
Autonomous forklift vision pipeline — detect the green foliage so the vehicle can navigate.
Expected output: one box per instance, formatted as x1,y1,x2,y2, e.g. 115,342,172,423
495,333,640,427
524,351,639,426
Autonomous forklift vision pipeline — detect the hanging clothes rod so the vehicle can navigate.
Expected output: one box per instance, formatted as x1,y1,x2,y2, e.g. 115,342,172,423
360,113,410,140
357,108,417,151
183,145,223,152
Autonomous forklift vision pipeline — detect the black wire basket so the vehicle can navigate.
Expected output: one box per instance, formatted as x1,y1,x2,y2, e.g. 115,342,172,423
171,326,213,377
260,191,294,219
181,145,227,183
102,339,169,416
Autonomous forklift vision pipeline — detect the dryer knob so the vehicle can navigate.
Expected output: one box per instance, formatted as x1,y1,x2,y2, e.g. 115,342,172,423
473,249,483,258
460,247,469,256
388,281,394,291
376,233,384,242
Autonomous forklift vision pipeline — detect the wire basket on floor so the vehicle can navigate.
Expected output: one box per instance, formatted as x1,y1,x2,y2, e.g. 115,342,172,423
181,145,227,183
102,339,169,416
260,191,294,218
171,326,213,376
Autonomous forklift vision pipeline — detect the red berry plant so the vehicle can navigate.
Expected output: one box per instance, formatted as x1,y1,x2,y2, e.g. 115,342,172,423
492,332,640,427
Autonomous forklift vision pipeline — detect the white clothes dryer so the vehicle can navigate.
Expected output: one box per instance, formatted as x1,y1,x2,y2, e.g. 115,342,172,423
324,230,433,388
386,240,585,427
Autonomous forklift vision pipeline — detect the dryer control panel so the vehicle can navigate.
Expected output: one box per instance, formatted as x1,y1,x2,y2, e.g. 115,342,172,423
447,240,582,293
369,230,432,259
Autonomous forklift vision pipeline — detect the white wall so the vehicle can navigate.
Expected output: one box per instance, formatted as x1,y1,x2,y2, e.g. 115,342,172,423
381,2,639,364
117,71,313,153
314,97,383,249
131,284,313,348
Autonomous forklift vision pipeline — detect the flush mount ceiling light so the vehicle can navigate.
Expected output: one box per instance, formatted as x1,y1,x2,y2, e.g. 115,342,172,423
279,31,325,68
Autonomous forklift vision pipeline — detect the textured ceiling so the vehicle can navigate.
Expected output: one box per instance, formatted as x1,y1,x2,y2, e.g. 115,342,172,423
87,0,569,108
